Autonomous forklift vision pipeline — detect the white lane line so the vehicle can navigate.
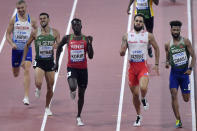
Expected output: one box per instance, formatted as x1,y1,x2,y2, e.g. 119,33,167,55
187,0,196,131
0,8,17,53
116,5,133,131
40,0,78,131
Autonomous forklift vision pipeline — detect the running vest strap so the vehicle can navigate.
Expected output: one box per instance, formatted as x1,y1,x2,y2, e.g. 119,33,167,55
67,34,87,69
128,30,149,62
135,0,154,18
169,37,190,69
12,13,32,50
34,28,55,60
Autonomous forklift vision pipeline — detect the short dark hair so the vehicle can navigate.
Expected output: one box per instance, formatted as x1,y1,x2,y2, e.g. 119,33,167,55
16,0,26,5
71,18,81,24
134,13,145,22
170,20,182,28
40,12,49,18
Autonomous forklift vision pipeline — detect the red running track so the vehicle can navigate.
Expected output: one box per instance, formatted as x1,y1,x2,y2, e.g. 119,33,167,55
0,0,196,131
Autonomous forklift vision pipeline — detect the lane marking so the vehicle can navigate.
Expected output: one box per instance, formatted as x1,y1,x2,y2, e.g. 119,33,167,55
187,0,196,131
0,8,17,53
40,0,78,131
116,5,133,131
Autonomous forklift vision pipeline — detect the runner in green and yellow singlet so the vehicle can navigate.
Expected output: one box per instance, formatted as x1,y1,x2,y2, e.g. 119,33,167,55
22,12,60,116
165,20,196,128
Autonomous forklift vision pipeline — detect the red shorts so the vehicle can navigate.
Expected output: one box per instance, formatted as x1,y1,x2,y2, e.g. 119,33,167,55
128,62,149,87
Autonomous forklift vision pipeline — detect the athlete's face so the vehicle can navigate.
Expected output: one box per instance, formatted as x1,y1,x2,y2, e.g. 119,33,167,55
134,16,144,32
16,3,27,17
72,20,82,35
171,26,181,39
39,15,49,28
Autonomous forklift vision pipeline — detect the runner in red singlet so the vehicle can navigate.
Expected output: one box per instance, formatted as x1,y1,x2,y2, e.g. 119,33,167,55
54,18,94,126
120,13,160,127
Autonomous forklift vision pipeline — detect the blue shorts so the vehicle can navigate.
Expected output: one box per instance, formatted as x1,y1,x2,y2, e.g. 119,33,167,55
169,67,190,94
12,47,32,67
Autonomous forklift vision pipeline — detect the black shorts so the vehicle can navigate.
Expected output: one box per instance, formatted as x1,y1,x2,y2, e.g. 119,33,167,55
67,67,88,87
144,17,154,33
33,59,55,72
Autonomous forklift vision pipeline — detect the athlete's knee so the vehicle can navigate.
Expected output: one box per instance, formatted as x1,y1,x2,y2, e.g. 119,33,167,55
35,81,42,88
13,72,19,77
183,95,190,102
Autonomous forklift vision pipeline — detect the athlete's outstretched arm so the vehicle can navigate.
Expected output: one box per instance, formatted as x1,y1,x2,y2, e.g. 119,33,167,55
87,36,94,59
184,38,196,75
149,33,160,65
153,0,159,5
127,0,135,14
54,35,68,71
120,33,128,56
164,42,170,68
6,17,17,49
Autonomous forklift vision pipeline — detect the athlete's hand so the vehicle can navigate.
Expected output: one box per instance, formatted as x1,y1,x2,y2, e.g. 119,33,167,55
184,69,192,75
12,43,17,50
21,61,25,69
153,65,159,75
87,36,93,44
53,64,59,72
165,62,170,69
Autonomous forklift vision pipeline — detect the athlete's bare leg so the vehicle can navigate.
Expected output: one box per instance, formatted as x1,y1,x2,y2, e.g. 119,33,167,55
170,88,181,120
182,93,190,102
23,61,31,98
34,67,45,90
139,76,149,98
12,67,20,77
45,71,55,108
130,86,141,115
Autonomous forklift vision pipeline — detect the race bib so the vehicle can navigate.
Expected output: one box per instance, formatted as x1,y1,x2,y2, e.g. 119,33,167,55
136,0,149,10
172,52,188,66
39,46,53,58
14,31,29,43
130,50,145,62
70,49,85,62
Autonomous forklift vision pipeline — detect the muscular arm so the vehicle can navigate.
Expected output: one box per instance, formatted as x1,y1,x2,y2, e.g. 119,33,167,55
127,0,135,14
22,31,36,62
31,17,37,30
6,17,16,49
185,38,196,68
53,28,61,49
148,33,160,65
153,0,159,5
55,35,68,66
86,36,94,59
165,42,170,68
120,33,128,56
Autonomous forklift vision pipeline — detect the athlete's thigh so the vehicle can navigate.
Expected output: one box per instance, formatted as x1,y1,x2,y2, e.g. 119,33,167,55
34,67,45,84
67,67,78,88
12,49,23,68
180,74,190,94
139,76,149,89
169,70,179,90
45,71,55,87
77,69,88,88
129,85,140,96
23,60,31,71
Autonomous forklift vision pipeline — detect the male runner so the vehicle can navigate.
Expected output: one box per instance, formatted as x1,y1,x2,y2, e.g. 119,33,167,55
127,0,159,58
22,13,60,115
120,13,160,126
54,18,94,126
6,0,37,105
165,20,196,128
